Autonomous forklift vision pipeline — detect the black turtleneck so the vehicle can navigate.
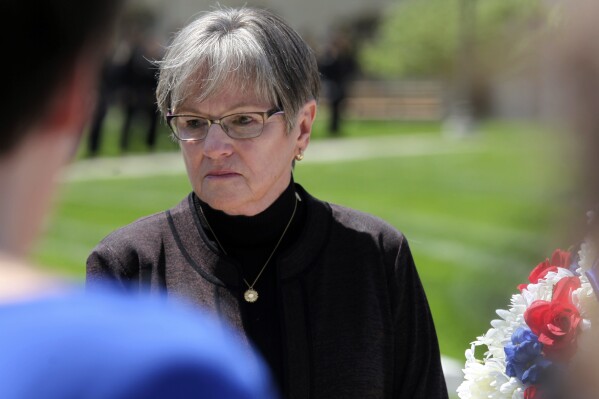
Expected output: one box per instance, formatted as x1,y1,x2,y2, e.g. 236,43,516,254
192,177,305,390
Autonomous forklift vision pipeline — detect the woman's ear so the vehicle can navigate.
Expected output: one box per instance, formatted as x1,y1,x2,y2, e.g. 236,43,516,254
296,99,317,150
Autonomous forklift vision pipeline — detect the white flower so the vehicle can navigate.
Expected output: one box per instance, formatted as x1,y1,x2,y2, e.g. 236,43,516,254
458,346,522,399
498,378,524,399
573,276,595,316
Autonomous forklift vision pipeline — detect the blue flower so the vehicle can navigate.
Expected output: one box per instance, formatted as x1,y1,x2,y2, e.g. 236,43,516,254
505,327,552,384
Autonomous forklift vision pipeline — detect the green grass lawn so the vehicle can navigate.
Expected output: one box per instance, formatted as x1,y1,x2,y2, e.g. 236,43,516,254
32,109,577,365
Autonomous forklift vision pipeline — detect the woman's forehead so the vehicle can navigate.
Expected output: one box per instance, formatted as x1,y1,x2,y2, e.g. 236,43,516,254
175,71,275,109
176,85,272,114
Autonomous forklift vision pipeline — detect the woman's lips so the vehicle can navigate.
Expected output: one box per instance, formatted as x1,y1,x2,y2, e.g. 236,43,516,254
205,170,240,179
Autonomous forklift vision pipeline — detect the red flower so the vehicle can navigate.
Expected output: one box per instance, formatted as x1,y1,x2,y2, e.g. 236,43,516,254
552,276,582,303
518,249,572,291
524,385,538,399
550,249,571,269
524,277,582,361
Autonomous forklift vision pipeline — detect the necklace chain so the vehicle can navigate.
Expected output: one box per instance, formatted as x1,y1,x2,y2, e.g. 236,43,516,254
198,192,300,303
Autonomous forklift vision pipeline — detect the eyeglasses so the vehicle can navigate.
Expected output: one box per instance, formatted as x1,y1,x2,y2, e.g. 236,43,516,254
166,108,284,141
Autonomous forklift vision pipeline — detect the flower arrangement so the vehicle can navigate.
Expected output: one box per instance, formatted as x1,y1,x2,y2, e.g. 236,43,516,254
457,237,599,399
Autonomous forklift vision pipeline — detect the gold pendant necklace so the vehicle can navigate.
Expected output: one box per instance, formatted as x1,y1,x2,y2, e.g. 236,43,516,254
199,192,300,303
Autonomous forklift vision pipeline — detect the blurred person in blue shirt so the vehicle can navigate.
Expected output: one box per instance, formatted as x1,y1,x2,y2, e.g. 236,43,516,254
0,1,277,398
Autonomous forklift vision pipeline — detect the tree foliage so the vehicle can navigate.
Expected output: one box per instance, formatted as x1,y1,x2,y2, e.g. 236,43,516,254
359,0,550,80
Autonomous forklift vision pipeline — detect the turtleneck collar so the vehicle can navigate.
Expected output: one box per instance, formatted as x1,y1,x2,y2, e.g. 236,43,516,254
193,176,300,251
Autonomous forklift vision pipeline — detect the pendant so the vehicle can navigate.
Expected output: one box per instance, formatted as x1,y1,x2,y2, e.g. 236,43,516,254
244,288,259,303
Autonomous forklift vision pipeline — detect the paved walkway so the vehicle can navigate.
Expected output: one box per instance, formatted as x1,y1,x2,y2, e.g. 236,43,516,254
63,133,469,392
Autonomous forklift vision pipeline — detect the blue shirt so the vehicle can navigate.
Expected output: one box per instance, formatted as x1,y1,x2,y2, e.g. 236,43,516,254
0,285,278,399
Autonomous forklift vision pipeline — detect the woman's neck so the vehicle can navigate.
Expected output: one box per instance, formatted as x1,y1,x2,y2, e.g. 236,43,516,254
195,179,297,250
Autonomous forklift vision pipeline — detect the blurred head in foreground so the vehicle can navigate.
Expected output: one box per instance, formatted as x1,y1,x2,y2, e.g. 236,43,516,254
543,0,599,236
0,0,122,258
0,1,278,398
540,1,599,397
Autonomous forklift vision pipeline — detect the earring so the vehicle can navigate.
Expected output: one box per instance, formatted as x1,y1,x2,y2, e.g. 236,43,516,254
295,150,304,161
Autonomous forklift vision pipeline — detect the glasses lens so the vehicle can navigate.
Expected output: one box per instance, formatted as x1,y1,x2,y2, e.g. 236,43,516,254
222,113,264,139
170,116,209,140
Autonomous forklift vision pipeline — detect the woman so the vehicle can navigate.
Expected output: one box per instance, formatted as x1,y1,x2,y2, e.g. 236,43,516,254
87,7,448,399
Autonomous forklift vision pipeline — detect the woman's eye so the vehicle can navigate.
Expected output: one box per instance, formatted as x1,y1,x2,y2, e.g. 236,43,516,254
186,118,208,129
230,114,259,126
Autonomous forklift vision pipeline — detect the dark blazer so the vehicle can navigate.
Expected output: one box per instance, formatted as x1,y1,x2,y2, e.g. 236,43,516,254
87,185,448,399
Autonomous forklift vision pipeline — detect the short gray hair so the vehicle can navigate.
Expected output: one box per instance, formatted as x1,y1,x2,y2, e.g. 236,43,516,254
156,6,320,131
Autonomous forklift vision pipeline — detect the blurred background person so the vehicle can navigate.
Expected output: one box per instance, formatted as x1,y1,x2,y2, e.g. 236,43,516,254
86,52,123,157
85,9,167,156
318,29,358,136
119,28,165,152
0,0,276,398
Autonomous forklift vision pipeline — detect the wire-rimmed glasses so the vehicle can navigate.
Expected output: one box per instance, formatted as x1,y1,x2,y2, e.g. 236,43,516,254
166,108,284,141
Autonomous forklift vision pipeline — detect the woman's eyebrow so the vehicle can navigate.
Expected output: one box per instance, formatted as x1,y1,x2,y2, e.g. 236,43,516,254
175,101,268,116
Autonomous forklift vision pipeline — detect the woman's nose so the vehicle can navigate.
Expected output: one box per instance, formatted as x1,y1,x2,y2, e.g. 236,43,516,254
201,123,234,159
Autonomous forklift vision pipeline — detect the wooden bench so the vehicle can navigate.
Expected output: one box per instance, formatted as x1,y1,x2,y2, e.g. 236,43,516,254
321,79,446,120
